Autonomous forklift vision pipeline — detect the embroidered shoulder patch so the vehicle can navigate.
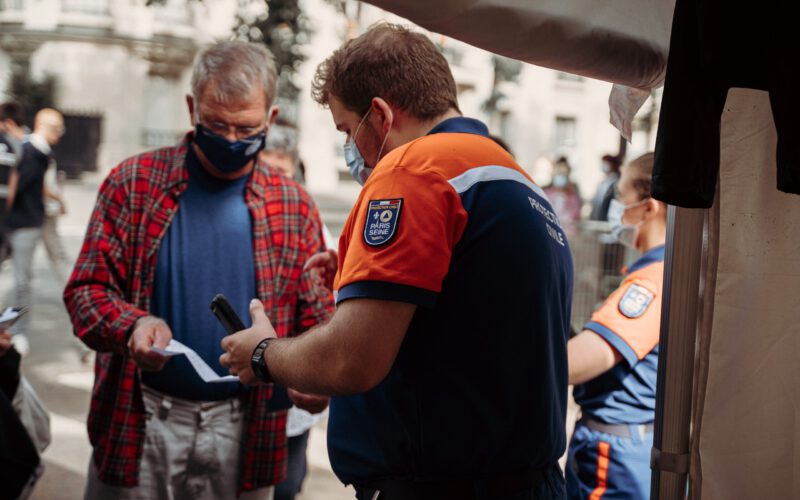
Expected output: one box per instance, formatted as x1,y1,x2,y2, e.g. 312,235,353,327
618,284,655,319
364,199,403,246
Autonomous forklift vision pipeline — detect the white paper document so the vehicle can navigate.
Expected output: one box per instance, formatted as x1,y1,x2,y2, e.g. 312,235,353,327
0,307,27,330
151,339,239,383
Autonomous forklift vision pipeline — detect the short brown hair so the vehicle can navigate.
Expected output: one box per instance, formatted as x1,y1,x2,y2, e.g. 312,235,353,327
622,152,655,200
312,23,460,120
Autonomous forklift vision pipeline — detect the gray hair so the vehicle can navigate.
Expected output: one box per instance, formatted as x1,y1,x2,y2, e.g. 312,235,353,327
191,41,278,110
265,125,298,157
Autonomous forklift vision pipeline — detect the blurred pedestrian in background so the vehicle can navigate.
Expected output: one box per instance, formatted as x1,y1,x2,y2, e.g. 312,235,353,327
590,154,627,278
543,156,582,235
6,108,65,356
588,154,622,222
41,167,70,283
0,102,26,263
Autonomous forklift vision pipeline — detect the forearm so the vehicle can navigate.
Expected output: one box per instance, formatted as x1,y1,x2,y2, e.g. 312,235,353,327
43,184,62,202
567,329,622,385
225,299,413,396
5,170,18,208
64,280,148,355
568,347,602,386
265,321,367,396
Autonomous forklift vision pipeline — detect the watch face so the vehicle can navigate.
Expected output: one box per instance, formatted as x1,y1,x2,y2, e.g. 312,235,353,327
252,346,263,361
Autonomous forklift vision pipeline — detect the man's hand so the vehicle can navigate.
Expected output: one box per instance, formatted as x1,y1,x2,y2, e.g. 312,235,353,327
305,249,338,294
220,299,277,385
0,330,11,358
127,316,172,371
288,388,329,414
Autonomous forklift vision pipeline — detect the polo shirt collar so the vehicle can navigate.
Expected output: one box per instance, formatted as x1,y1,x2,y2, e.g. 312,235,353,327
626,244,666,274
427,117,490,137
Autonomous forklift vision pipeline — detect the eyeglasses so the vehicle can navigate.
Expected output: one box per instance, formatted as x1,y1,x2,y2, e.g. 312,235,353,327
198,118,266,141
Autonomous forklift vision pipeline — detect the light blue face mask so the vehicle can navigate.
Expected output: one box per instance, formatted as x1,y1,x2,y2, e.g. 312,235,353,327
343,139,373,186
343,108,391,186
607,198,648,250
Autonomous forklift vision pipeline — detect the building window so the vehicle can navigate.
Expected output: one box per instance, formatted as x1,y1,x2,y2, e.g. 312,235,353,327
554,116,577,149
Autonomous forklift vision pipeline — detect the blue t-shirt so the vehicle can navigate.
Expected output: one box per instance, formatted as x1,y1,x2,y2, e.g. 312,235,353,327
142,148,255,401
329,118,573,484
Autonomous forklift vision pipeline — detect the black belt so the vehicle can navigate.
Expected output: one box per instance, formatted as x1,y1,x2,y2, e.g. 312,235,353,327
360,464,554,500
579,417,654,439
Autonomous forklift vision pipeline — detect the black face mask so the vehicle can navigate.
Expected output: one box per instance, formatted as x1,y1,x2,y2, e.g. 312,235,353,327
194,123,266,173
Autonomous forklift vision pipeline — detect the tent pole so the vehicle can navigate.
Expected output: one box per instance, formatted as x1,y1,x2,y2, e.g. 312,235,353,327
651,206,705,499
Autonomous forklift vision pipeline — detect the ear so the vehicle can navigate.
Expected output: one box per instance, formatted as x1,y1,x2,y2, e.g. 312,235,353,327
643,198,665,220
371,97,394,134
186,94,196,125
267,105,279,127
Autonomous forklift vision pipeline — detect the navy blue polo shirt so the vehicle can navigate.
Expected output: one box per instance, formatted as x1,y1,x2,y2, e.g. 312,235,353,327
328,117,574,484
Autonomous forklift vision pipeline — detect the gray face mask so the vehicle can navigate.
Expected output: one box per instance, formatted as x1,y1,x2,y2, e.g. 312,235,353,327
343,108,392,186
607,198,648,250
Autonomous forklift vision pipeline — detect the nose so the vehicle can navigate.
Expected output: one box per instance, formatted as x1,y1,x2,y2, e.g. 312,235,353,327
221,128,238,142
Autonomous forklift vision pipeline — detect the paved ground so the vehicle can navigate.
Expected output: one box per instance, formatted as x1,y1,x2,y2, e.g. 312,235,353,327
0,173,358,500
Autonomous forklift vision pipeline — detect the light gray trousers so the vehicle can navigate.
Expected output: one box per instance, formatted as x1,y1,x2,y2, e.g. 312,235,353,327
85,386,274,500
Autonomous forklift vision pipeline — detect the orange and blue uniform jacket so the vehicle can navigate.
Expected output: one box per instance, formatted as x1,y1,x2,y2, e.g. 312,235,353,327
328,117,574,486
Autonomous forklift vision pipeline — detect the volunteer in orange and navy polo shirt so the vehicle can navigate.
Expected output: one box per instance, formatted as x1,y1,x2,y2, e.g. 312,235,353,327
566,153,665,500
219,24,574,500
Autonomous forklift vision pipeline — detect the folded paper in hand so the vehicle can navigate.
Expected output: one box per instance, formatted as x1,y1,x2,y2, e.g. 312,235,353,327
0,307,28,331
150,339,239,383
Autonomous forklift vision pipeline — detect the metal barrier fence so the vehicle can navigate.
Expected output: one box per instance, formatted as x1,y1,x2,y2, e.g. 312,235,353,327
567,220,636,334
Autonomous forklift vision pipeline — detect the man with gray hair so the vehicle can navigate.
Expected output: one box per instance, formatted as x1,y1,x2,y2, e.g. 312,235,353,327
261,124,302,181
64,41,333,499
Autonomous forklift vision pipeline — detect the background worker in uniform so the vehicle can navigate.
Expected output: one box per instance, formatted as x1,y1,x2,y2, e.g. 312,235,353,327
565,152,665,499
220,23,574,500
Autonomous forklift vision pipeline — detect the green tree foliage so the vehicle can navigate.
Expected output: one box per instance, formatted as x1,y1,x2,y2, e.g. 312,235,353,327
234,0,311,103
482,55,522,115
6,68,58,119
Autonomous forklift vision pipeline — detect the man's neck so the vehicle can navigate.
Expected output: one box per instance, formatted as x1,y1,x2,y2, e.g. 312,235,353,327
28,133,51,155
394,108,462,146
639,224,667,254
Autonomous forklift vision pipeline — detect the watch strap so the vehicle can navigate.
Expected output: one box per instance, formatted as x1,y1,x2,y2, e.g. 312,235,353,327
250,338,275,384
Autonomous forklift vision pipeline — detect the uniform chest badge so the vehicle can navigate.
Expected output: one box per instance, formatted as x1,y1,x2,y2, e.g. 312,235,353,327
364,199,403,246
618,284,655,319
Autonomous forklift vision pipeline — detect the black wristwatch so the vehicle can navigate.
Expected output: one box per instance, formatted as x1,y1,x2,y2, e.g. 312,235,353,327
251,338,275,383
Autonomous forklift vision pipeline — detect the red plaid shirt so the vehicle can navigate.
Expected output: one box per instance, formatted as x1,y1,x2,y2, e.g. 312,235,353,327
63,135,334,491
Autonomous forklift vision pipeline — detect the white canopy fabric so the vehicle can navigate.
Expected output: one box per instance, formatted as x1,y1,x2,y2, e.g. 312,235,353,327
364,0,675,137
690,88,800,500
365,0,673,88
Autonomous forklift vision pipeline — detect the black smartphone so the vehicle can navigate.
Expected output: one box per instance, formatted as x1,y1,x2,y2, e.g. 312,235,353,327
210,294,246,334
209,294,293,410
